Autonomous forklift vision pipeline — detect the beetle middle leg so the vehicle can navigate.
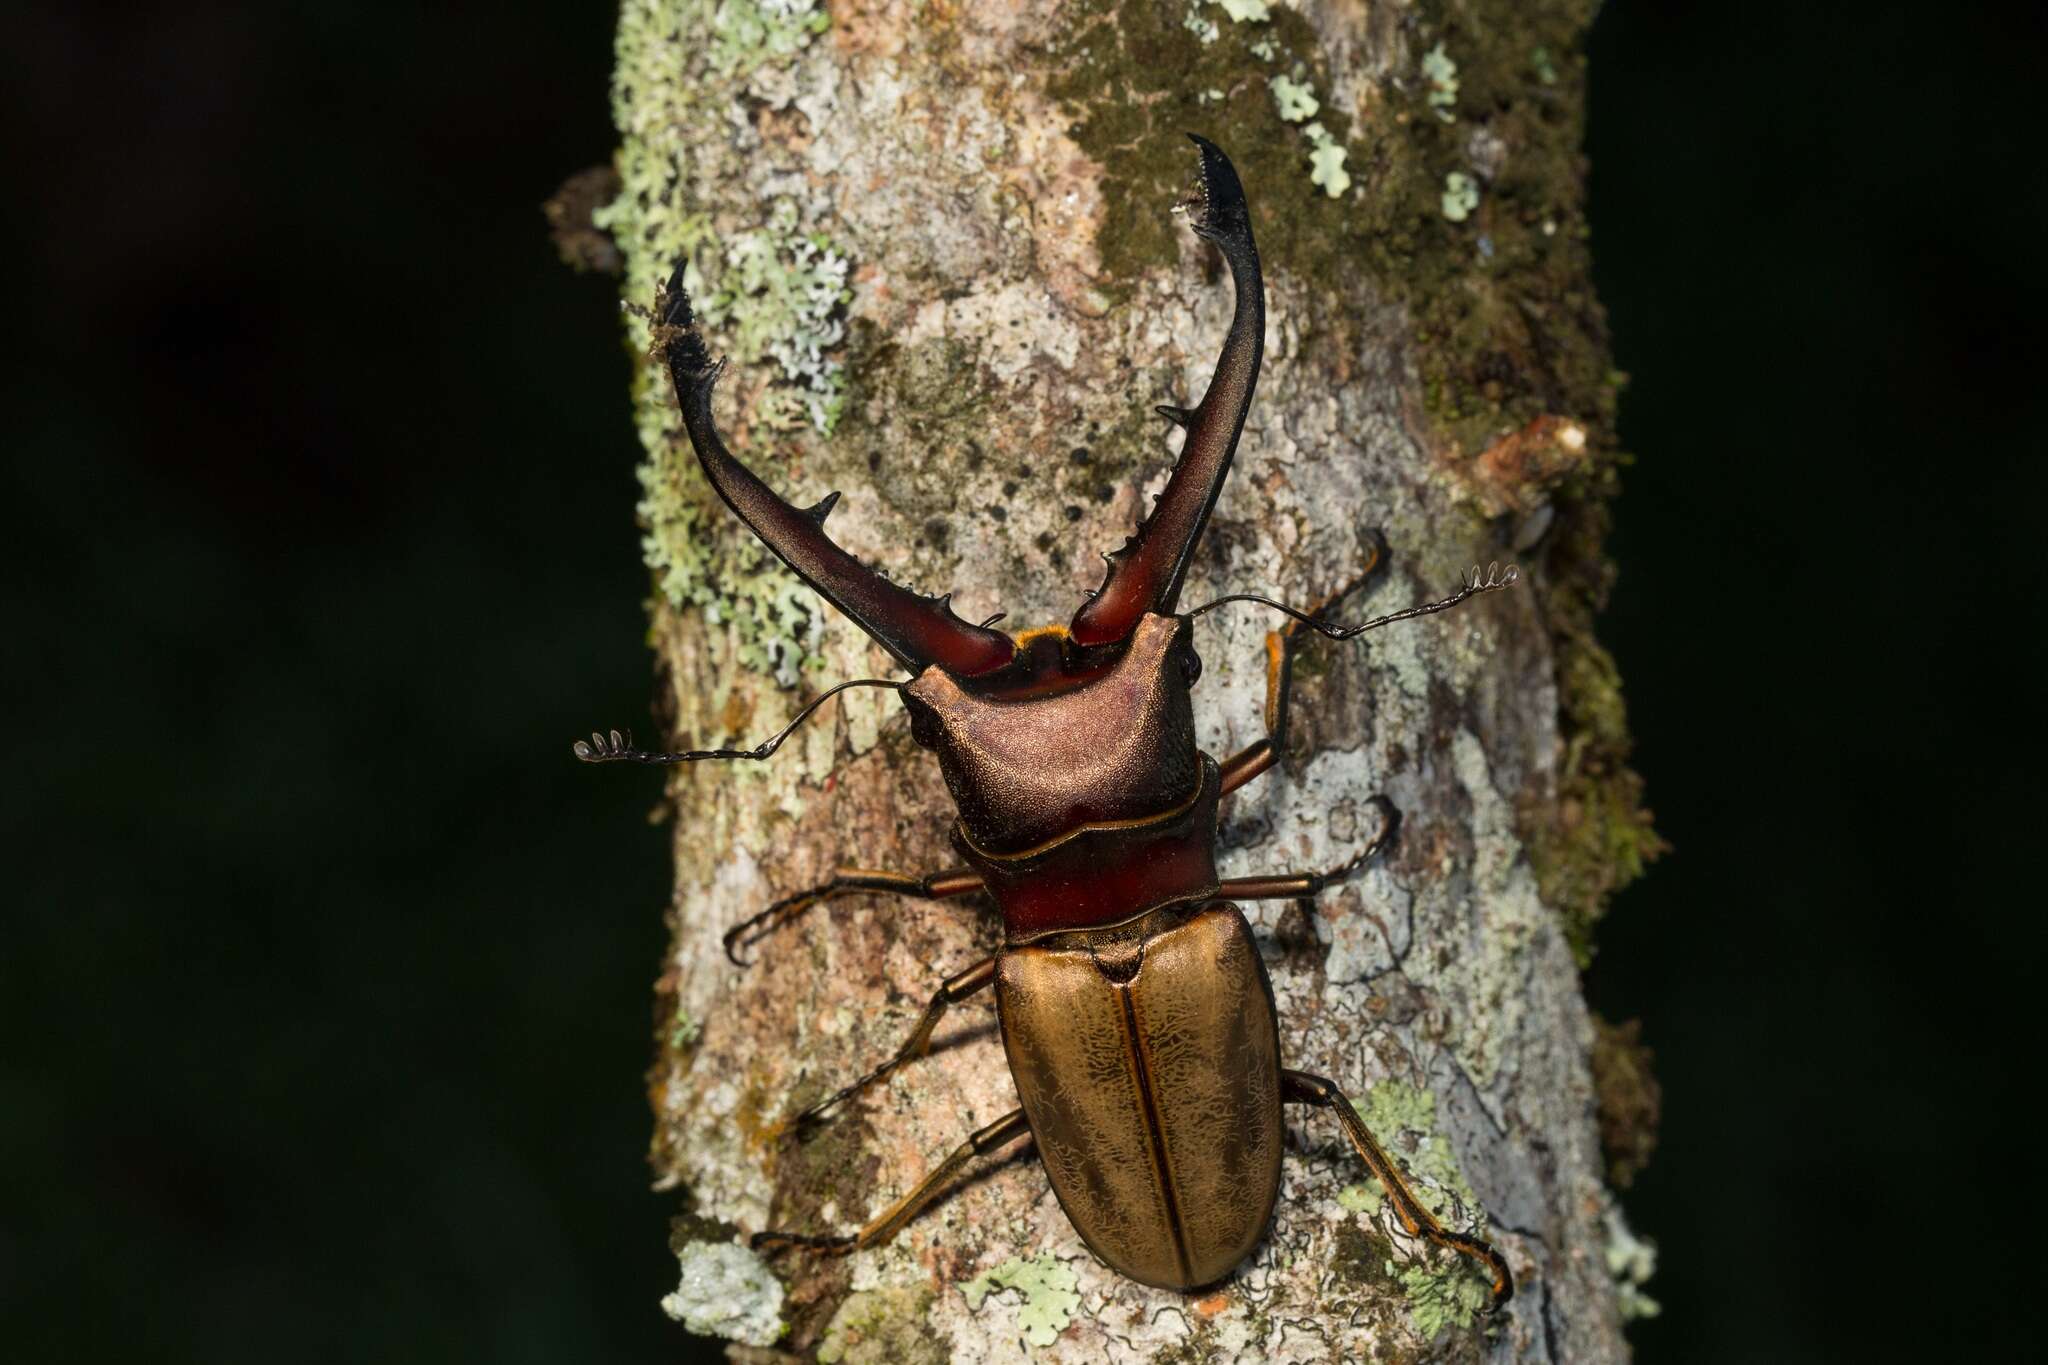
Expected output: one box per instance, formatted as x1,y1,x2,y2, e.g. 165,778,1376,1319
782,955,996,1135
1282,1069,1514,1311
753,1108,1031,1257
721,865,985,964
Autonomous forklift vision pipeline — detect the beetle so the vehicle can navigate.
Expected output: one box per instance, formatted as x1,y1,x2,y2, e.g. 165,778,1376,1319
577,135,1518,1307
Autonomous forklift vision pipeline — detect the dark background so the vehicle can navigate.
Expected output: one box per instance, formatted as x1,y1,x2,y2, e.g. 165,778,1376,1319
6,2,2040,1362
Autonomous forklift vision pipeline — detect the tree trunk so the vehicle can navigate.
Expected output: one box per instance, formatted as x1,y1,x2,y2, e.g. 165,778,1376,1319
595,2,1655,1360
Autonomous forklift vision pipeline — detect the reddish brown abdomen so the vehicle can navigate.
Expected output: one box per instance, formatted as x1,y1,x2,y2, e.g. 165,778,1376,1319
994,903,1282,1290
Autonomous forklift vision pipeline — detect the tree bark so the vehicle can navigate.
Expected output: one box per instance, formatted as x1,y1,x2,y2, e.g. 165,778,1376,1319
597,2,1654,1360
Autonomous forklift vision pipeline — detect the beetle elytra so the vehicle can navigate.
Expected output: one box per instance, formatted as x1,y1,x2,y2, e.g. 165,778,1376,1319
578,135,1518,1307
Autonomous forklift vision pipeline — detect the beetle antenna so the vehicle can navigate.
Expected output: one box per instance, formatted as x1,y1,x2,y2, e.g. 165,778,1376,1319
572,677,903,766
1186,563,1519,639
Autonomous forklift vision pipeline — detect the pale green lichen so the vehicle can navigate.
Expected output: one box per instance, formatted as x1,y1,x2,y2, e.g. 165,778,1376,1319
1604,1207,1663,1321
668,1008,700,1049
1422,42,1461,122
959,1253,1081,1348
1400,1260,1492,1338
1353,1081,1481,1217
1441,170,1480,222
598,0,849,680
1351,1081,1500,1333
1181,6,1219,45
702,0,828,74
1268,72,1319,123
698,199,853,434
1218,0,1272,20
1336,1182,1384,1215
1531,44,1560,86
660,1240,785,1346
1305,123,1352,198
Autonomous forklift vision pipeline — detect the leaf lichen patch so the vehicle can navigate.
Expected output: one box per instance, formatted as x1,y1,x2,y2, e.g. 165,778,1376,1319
959,1252,1082,1348
659,1238,787,1346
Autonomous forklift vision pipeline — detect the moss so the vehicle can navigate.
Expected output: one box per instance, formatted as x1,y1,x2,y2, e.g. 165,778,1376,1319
1383,2,1663,964
1332,1220,1402,1295
817,1284,942,1365
1590,1014,1661,1187
1048,2,1378,296
958,1253,1081,1348
1521,453,1668,962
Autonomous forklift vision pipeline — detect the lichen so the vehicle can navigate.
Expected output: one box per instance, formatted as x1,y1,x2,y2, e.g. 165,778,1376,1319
659,1239,786,1346
1353,1082,1480,1218
597,0,851,682
1603,1206,1662,1321
694,198,854,435
1337,1181,1384,1215
1421,43,1461,122
1306,126,1352,198
959,1253,1081,1348
818,1284,943,1365
1440,171,1479,222
1269,73,1319,123
668,1006,701,1050
1399,1259,1492,1338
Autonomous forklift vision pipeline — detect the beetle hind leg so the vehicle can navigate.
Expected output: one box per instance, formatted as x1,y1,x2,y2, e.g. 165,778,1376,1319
1282,1069,1514,1311
753,1108,1031,1258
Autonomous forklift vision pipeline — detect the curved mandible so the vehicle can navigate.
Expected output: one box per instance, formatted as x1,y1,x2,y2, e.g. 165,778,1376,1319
1069,134,1264,647
656,263,1016,678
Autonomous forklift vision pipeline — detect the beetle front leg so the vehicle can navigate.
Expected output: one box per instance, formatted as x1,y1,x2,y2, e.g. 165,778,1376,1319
1282,1069,1514,1311
783,956,996,1135
753,1108,1031,1257
1217,796,1400,902
722,865,985,965
1215,540,1388,796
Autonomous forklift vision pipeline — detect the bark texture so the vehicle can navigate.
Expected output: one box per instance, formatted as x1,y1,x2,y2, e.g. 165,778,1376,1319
597,2,1654,1360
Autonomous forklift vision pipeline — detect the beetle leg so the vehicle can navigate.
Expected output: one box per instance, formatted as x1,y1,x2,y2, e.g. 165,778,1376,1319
722,866,984,966
1216,797,1400,901
1281,1069,1515,1312
1215,537,1389,796
784,956,996,1136
752,1108,1031,1257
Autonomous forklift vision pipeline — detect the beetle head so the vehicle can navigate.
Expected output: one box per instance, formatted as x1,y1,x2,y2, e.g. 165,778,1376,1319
901,613,1205,855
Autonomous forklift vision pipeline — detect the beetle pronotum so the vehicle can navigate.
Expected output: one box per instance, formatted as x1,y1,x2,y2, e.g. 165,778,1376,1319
579,135,1518,1307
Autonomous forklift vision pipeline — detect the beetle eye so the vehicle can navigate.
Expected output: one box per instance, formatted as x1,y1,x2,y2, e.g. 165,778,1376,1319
1180,646,1203,687
901,692,942,748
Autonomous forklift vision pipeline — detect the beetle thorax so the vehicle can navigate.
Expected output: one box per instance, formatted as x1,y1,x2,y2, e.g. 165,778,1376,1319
903,613,1201,855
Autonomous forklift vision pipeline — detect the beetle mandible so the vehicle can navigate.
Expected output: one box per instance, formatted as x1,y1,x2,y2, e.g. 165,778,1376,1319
578,135,1518,1306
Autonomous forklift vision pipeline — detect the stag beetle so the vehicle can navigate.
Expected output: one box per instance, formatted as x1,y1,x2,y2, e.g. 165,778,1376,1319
578,136,1518,1306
